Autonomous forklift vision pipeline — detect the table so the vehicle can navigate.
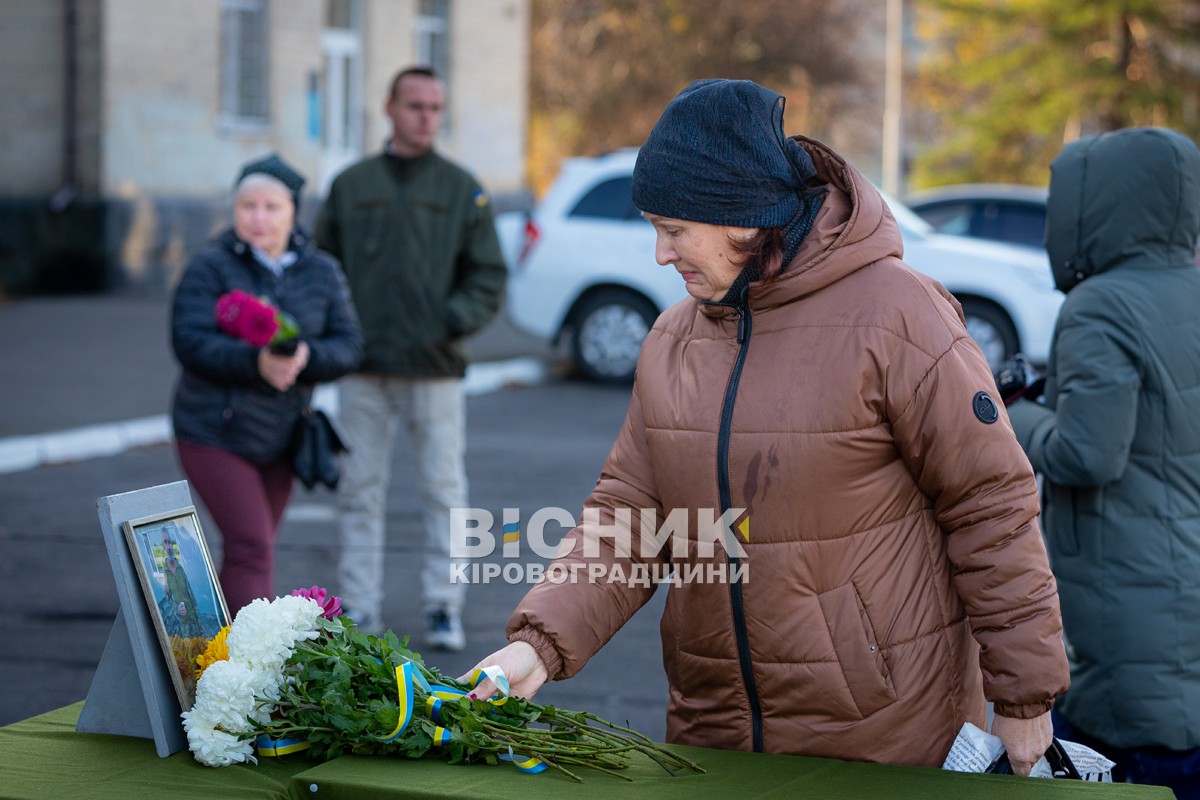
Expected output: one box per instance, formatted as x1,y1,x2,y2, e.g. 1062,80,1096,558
0,704,1174,799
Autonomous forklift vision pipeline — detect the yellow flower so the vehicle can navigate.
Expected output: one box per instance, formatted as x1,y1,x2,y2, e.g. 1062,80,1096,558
195,626,231,680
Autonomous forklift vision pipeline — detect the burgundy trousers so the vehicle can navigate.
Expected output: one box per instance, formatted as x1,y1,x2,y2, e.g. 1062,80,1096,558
176,440,293,616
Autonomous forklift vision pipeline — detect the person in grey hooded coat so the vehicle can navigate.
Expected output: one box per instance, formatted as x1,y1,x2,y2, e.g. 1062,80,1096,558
1007,127,1200,796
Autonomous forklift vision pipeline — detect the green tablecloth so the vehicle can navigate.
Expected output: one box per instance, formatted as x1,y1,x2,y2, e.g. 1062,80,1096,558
0,704,1175,799
0,703,304,799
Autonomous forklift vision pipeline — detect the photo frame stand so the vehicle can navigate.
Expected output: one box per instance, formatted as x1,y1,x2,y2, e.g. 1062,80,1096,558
77,481,194,757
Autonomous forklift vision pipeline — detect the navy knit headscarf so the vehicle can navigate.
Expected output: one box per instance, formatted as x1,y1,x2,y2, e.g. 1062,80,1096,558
236,153,307,212
632,79,823,280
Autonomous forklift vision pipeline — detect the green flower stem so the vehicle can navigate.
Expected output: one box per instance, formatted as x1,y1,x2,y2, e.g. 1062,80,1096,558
262,724,337,736
478,730,630,757
552,757,635,781
575,714,705,773
536,758,584,783
478,722,696,777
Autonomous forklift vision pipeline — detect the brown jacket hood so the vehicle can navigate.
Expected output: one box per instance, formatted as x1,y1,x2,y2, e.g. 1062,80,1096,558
509,138,1068,767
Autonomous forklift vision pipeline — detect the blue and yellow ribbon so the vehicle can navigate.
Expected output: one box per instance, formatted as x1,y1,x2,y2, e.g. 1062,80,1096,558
429,684,469,701
467,665,511,706
499,746,549,774
376,661,415,742
407,661,432,693
255,734,311,757
425,695,443,722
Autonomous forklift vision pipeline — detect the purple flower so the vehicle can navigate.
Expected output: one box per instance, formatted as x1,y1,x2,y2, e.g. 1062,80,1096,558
290,586,343,620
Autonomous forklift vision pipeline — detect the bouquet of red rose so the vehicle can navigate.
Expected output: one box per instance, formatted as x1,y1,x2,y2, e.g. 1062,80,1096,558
215,290,301,354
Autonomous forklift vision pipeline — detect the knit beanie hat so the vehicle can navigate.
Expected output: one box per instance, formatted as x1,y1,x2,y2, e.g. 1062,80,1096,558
632,79,823,274
236,153,306,211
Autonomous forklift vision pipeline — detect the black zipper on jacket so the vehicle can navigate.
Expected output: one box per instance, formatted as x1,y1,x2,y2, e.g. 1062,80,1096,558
711,286,763,752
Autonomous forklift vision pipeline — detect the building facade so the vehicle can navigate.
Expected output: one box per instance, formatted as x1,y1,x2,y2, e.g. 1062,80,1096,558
0,0,530,293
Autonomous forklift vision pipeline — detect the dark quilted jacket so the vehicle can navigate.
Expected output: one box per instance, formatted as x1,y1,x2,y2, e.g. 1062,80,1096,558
1008,127,1200,750
171,228,363,465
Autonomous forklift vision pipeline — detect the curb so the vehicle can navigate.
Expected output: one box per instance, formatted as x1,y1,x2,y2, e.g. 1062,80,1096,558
0,357,549,475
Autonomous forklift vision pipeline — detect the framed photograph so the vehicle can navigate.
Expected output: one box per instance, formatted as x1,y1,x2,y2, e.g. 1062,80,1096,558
122,506,230,711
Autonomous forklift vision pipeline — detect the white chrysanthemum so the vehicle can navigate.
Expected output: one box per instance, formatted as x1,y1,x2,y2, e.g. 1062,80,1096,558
190,659,265,733
182,660,270,767
182,708,256,767
227,596,322,674
185,595,323,767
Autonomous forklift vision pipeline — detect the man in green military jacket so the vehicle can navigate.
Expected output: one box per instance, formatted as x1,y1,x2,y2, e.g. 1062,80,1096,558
1007,127,1200,797
316,66,507,650
161,527,202,639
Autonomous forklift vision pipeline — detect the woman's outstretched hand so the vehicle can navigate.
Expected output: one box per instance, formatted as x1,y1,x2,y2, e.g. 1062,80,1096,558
459,640,549,700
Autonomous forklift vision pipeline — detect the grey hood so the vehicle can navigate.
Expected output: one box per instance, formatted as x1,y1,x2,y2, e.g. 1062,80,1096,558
1045,127,1200,293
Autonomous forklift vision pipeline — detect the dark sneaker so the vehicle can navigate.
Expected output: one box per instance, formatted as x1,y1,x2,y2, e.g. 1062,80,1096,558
426,608,465,652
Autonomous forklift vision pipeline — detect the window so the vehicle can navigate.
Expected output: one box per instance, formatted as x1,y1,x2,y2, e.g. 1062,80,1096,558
319,0,364,189
325,0,356,28
415,0,451,128
416,0,450,77
321,0,362,152
973,202,1047,250
569,177,642,221
219,0,269,125
915,202,973,238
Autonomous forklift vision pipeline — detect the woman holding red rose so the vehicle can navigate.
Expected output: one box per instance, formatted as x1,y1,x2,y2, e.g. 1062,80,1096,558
171,154,363,615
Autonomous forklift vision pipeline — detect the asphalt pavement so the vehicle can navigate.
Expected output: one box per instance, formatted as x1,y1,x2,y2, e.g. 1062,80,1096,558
0,290,671,741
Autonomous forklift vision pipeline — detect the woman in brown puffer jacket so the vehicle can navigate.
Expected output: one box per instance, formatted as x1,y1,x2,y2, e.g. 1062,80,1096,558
469,80,1069,774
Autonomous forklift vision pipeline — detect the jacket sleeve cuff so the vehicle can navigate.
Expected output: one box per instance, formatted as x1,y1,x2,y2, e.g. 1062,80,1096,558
508,626,564,681
992,697,1055,719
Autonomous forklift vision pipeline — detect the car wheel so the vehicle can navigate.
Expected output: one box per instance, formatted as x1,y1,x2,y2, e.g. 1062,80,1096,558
568,289,658,383
960,299,1019,372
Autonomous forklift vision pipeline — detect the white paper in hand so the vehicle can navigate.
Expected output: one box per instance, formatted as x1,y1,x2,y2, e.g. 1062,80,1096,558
942,723,1115,781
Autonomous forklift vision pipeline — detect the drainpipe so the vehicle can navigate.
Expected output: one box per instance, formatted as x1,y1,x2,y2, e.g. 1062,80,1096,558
50,0,80,212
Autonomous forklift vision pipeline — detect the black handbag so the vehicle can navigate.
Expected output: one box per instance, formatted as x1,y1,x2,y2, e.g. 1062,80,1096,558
986,738,1083,779
289,408,348,490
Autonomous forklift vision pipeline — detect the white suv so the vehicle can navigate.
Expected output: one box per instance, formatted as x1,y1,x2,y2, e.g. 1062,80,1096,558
500,149,1063,382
